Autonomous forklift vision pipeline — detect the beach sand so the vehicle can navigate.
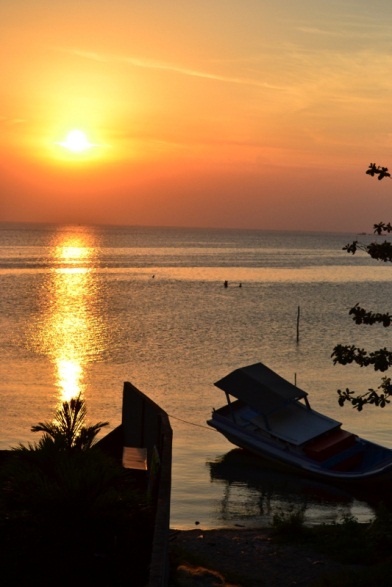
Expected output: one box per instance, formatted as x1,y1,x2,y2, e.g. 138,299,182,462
169,527,362,586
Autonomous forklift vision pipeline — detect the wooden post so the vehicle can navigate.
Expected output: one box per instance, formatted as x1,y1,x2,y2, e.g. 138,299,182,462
296,306,300,343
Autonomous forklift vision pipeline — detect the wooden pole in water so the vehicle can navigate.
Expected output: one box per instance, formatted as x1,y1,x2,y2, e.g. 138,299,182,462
296,306,300,343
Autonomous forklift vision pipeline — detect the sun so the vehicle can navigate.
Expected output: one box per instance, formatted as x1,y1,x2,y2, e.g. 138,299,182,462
50,127,109,163
58,129,94,153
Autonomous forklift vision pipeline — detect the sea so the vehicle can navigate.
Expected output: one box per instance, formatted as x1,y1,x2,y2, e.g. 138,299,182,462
1,222,392,529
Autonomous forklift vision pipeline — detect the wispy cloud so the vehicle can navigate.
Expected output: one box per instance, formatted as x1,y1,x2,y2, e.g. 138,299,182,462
61,49,110,63
0,117,25,126
297,11,392,41
56,46,285,91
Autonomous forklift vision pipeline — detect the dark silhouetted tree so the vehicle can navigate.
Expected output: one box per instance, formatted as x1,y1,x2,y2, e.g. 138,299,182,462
30,395,109,451
331,164,392,410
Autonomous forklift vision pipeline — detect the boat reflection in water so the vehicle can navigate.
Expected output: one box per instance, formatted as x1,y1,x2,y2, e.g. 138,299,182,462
207,449,377,527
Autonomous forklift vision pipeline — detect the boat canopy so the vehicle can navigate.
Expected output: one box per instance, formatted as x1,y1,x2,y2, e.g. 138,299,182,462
214,362,308,415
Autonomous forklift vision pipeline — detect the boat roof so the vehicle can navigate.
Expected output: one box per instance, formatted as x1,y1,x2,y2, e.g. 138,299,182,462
214,362,308,415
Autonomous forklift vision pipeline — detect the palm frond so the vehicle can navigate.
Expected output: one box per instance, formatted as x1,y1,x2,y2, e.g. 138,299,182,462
29,395,108,451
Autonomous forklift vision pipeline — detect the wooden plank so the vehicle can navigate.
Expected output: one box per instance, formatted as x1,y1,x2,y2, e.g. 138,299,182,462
122,446,148,470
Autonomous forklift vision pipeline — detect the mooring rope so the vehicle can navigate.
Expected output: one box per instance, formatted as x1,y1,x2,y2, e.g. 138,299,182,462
167,413,216,431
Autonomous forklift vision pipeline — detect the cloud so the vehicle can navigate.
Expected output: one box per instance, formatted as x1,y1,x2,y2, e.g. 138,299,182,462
59,49,109,63
0,117,25,126
55,46,285,91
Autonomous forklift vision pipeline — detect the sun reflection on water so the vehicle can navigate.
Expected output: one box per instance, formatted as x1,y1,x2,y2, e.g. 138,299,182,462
29,228,106,402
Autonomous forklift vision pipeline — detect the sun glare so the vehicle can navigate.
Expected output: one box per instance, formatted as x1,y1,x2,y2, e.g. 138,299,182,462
58,129,94,153
49,125,110,164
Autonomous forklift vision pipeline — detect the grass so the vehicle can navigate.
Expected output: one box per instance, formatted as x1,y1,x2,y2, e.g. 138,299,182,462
270,504,392,587
167,504,392,587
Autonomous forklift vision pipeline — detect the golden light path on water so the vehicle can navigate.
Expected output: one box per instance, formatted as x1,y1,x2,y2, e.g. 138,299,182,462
52,267,91,401
29,229,106,403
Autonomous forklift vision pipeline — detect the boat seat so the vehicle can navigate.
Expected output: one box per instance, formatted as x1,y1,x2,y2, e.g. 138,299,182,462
304,429,356,462
321,443,365,472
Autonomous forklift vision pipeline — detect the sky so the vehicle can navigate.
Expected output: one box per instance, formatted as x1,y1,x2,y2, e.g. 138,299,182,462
2,0,392,231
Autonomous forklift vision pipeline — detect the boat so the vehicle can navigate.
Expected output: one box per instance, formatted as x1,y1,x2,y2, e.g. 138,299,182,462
207,362,392,484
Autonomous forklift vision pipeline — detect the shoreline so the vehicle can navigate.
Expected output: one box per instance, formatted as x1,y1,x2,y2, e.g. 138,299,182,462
169,526,362,586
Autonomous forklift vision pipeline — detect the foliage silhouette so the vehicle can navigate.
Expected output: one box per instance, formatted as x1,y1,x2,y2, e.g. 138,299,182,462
332,164,392,410
1,396,153,586
28,394,109,451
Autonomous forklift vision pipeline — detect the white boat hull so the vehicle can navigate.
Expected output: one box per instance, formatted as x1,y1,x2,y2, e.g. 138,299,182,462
208,414,392,483
208,362,392,485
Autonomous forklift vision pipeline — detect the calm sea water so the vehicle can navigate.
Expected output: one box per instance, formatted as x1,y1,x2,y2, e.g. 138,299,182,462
1,222,391,528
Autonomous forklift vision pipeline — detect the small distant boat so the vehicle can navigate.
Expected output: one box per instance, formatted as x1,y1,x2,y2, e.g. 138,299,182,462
207,362,392,484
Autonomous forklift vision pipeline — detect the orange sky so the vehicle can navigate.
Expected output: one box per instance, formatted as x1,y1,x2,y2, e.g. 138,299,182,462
2,1,392,231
